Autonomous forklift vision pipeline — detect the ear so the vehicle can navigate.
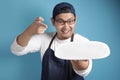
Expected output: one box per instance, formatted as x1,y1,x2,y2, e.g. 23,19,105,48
51,18,55,26
74,16,77,24
74,16,77,21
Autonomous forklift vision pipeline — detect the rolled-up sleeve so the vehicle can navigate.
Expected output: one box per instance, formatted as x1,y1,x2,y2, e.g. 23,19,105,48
11,39,28,56
73,59,92,77
11,35,41,56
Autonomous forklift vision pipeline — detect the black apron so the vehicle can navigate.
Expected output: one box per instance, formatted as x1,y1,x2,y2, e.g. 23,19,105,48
41,33,84,80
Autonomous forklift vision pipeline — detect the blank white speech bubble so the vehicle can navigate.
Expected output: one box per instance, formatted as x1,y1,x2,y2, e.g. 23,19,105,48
55,41,110,60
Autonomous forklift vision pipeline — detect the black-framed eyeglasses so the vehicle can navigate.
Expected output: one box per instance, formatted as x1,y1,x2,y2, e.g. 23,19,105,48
55,19,76,25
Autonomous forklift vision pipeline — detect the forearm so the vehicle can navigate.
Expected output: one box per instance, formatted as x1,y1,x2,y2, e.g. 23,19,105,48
17,30,33,47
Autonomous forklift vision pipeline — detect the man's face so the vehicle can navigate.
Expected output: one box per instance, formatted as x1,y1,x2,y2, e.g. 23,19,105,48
52,13,76,40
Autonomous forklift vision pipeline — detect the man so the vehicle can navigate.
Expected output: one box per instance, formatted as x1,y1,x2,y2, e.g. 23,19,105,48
11,2,92,80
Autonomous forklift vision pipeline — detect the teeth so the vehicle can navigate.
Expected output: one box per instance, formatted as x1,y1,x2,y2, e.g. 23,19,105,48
62,30,69,33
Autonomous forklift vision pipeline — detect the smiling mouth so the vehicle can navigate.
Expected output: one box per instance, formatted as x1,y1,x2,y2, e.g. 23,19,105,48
61,29,70,34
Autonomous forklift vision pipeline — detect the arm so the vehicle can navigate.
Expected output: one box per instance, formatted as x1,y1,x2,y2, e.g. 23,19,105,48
11,17,47,55
71,59,92,77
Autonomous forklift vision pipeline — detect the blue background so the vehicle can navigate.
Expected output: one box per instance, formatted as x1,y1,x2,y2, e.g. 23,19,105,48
0,0,120,80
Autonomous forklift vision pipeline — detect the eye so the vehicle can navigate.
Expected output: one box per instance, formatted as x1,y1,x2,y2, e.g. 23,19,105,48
58,20,64,23
68,19,75,24
55,19,64,24
68,20,72,23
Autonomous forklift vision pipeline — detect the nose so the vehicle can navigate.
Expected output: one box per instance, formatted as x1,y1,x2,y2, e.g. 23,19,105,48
64,22,69,28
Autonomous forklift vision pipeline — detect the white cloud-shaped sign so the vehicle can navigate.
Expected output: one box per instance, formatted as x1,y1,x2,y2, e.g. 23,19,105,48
55,41,110,60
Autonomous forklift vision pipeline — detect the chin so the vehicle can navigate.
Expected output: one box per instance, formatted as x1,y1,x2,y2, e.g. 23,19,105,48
62,33,73,39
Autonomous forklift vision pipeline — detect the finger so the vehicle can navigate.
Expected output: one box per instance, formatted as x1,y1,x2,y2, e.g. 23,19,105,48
36,17,44,21
39,23,48,29
71,60,78,63
37,28,46,34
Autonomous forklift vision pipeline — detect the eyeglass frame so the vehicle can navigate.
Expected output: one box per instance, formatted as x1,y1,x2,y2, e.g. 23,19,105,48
54,18,76,25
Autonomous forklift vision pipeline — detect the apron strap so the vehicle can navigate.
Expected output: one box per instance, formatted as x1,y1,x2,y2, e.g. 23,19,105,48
48,33,57,48
69,33,74,80
71,33,74,42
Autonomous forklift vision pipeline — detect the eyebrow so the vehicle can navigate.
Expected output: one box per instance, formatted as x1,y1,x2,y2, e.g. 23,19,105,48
55,17,74,21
